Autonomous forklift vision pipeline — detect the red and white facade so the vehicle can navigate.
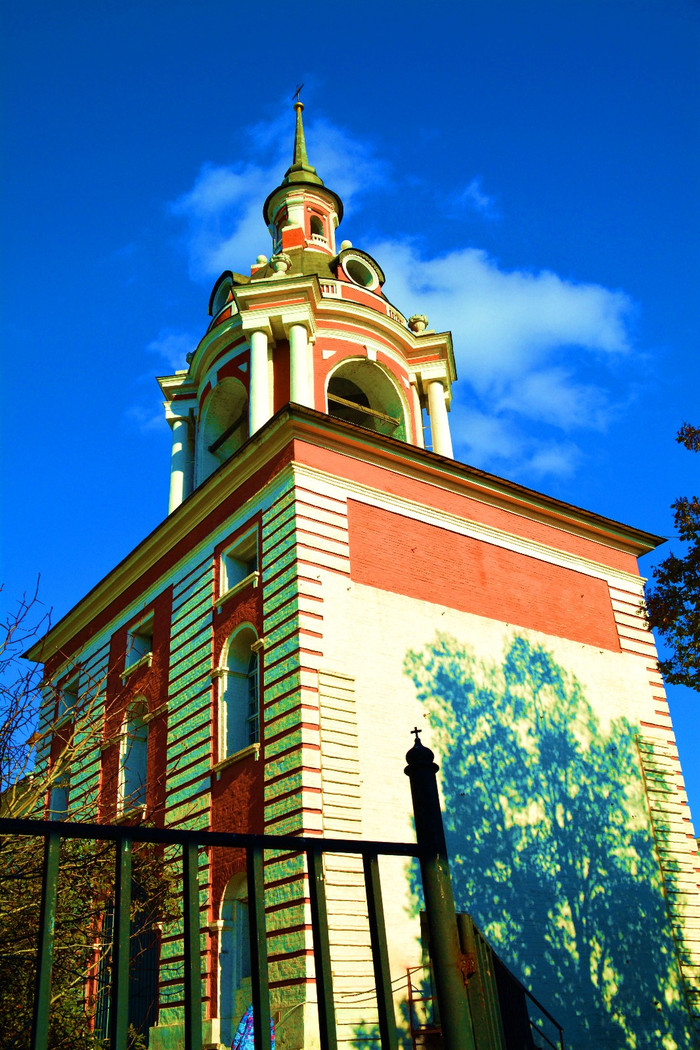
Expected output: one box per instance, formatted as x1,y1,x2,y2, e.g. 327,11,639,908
30,104,700,1050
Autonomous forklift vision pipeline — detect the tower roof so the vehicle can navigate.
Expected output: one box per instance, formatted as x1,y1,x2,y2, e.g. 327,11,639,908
263,101,343,224
283,101,324,187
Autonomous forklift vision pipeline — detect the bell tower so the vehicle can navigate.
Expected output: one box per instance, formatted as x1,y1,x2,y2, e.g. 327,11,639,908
26,96,700,1050
159,101,457,514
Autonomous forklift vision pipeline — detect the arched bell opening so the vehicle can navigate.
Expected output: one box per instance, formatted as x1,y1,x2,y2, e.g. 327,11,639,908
326,359,408,442
196,378,248,485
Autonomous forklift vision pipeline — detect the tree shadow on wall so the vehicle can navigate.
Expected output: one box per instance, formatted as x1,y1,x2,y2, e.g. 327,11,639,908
404,633,693,1050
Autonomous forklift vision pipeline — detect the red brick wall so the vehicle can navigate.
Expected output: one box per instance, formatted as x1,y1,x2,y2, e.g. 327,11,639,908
347,500,621,652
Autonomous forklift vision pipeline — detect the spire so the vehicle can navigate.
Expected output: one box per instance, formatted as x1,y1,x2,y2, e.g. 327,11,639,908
263,97,343,225
283,101,324,187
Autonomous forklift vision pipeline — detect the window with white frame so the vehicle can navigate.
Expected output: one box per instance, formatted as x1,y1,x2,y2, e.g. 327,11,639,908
125,614,154,672
119,700,148,812
220,529,259,600
219,626,260,759
57,674,79,721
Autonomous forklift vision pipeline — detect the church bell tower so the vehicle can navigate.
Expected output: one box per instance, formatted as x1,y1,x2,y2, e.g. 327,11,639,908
159,100,457,515
26,99,700,1050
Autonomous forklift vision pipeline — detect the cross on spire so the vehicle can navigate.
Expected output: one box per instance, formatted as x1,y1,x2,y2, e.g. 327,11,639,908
411,726,422,742
292,83,304,104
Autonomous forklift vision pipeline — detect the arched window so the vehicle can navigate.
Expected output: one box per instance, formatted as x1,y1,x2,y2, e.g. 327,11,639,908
327,359,408,441
196,378,248,485
219,875,251,1046
120,700,148,812
219,626,260,760
309,214,325,239
209,272,234,318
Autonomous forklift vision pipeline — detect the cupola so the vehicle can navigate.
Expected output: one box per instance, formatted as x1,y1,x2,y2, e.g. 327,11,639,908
158,101,457,515
263,101,343,261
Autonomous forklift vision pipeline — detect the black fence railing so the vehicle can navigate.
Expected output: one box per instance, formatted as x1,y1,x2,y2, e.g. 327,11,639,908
0,734,565,1050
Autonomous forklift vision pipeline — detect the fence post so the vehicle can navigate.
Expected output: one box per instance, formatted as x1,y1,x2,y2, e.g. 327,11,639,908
405,731,476,1050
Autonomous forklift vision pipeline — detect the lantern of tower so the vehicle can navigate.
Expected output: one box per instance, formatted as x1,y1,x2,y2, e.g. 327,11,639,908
159,102,457,513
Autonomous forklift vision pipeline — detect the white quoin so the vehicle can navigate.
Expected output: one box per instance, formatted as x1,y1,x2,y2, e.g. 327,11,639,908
168,416,194,513
427,379,453,458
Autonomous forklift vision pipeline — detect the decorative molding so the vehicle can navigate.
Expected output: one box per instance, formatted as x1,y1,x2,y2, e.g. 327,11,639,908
143,702,168,725
290,462,649,594
211,742,261,778
214,570,260,609
121,652,152,681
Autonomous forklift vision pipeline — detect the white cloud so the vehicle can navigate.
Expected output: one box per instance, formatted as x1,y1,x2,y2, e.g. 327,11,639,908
123,404,163,434
372,241,632,391
146,328,197,371
166,116,637,481
452,409,581,479
368,239,634,472
494,368,610,430
170,161,277,282
458,176,498,218
170,116,387,284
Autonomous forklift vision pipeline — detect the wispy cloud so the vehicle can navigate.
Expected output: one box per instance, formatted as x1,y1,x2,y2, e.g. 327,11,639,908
451,409,581,479
123,404,163,434
170,114,387,283
166,115,637,481
458,176,499,218
146,328,197,371
371,239,634,473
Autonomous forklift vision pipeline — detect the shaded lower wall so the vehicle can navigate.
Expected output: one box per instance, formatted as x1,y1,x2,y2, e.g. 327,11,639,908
318,573,699,1050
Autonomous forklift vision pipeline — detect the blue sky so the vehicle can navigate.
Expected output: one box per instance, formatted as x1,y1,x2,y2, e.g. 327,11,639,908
1,1,698,813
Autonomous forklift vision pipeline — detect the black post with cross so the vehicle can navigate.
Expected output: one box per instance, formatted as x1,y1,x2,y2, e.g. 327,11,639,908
405,729,476,1050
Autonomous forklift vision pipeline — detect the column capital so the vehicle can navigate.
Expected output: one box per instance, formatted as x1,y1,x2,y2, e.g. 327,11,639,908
238,313,274,338
281,305,317,341
165,412,192,429
409,364,452,407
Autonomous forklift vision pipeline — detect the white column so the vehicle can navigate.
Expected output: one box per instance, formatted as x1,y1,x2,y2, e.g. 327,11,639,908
410,382,425,449
249,329,271,435
168,417,193,513
289,323,313,407
427,379,453,458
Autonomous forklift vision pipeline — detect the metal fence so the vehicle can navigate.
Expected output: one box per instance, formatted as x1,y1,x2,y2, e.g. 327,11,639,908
0,735,564,1050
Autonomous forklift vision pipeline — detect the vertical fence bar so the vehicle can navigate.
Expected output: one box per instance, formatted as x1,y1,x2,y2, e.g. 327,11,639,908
31,829,61,1050
307,847,338,1050
182,841,203,1050
110,836,133,1050
363,853,399,1050
247,844,271,1050
405,735,476,1050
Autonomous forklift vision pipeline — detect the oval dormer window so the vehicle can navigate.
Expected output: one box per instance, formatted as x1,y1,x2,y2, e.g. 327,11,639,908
343,255,380,290
209,272,234,318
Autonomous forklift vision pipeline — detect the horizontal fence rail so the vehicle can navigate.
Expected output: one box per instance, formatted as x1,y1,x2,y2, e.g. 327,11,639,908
1,740,565,1050
0,817,426,1050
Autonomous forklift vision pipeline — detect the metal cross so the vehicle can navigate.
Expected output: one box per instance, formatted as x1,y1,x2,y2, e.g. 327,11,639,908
411,726,422,741
292,83,304,103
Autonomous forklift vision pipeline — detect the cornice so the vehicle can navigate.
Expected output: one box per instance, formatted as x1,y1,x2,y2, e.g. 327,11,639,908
291,461,648,593
25,404,662,663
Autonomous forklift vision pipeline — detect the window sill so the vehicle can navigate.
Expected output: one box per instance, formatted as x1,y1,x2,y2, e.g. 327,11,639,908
116,804,146,824
214,571,260,609
143,701,168,725
122,652,152,680
211,743,260,779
